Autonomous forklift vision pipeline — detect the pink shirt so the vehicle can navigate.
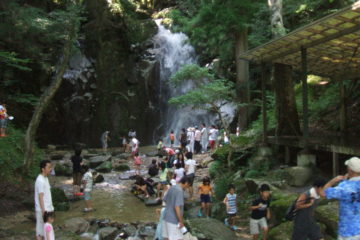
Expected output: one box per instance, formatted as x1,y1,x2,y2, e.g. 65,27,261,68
165,148,175,155
44,223,55,240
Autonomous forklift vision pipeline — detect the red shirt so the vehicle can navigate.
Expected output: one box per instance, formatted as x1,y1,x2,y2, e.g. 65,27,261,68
165,148,175,156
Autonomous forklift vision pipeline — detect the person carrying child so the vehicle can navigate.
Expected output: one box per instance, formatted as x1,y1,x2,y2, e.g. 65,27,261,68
43,211,55,240
249,184,271,240
198,177,214,217
82,165,93,212
223,184,238,231
134,152,142,175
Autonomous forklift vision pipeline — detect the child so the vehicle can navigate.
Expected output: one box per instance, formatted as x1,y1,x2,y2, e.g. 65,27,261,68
174,162,185,183
82,165,93,212
223,184,238,230
170,130,175,147
134,152,141,175
250,184,271,240
157,162,168,199
198,177,214,217
43,211,55,240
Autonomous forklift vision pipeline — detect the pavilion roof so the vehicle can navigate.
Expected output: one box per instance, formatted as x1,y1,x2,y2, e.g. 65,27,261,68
239,1,360,77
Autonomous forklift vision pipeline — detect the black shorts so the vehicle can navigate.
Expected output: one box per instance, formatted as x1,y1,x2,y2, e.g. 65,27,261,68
171,140,174,144
228,213,237,218
200,194,211,203
187,173,195,186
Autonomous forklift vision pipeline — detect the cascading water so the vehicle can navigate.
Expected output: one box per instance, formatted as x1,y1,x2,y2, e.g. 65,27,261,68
151,20,234,144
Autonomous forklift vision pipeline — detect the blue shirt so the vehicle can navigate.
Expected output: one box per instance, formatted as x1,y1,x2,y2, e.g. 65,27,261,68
325,177,360,237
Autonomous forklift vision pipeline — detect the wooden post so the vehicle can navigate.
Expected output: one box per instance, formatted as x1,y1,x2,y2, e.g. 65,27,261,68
261,62,267,143
332,152,339,177
340,78,347,133
301,47,309,142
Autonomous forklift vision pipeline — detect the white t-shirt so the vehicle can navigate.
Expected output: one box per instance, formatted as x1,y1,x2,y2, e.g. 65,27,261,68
195,130,202,141
201,127,207,139
82,171,93,192
185,159,197,175
44,223,55,240
209,129,218,141
35,175,54,212
174,168,185,180
131,138,139,151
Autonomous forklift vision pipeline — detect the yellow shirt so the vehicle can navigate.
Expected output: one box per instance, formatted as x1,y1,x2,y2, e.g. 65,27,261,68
199,184,212,195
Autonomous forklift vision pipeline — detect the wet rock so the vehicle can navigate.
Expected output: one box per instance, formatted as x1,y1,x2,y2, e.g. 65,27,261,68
98,219,110,228
244,178,261,194
138,225,155,238
95,161,113,173
63,217,89,234
123,224,137,236
50,153,64,160
186,218,237,240
89,155,111,168
114,164,130,172
93,172,105,184
146,151,158,157
54,163,72,176
116,153,132,160
285,166,313,187
98,227,119,240
315,202,338,238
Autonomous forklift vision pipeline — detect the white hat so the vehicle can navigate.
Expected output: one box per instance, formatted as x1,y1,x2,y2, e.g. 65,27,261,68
175,149,180,154
170,179,177,186
345,157,360,173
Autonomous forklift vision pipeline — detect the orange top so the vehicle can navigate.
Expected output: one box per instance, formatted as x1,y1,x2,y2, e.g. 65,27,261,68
199,184,212,195
170,133,175,141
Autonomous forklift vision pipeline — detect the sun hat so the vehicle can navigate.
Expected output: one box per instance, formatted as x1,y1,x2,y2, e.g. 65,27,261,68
345,157,360,173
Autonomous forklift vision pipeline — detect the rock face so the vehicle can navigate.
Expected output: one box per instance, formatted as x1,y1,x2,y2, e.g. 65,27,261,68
63,217,89,234
98,227,119,240
285,166,313,187
186,218,237,240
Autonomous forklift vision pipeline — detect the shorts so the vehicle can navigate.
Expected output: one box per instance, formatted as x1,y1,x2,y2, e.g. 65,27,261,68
209,140,216,149
160,181,167,185
338,235,360,240
84,191,91,201
250,217,268,235
228,212,237,218
0,119,7,128
162,220,183,240
171,140,174,144
200,194,211,203
73,172,82,186
187,173,195,186
36,211,44,237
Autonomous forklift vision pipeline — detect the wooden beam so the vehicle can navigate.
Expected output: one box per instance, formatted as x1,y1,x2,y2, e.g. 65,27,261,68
261,62,268,143
301,47,309,142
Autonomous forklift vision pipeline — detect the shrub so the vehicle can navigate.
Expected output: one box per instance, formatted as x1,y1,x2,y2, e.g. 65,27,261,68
214,173,234,201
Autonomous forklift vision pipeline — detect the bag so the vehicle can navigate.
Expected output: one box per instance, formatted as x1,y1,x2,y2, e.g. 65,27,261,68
285,196,312,221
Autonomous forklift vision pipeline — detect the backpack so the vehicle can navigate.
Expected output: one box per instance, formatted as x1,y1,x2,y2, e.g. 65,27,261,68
285,196,312,221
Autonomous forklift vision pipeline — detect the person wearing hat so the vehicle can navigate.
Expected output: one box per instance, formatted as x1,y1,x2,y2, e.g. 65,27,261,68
321,156,360,240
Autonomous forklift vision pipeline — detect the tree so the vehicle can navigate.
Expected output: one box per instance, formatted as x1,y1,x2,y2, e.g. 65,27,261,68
168,64,236,133
267,0,301,136
23,2,83,174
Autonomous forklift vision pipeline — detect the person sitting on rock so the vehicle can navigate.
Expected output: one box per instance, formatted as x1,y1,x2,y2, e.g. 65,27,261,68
134,175,150,198
148,159,159,177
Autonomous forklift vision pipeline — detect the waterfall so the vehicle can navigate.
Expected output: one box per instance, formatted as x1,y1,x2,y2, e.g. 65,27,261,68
151,20,219,144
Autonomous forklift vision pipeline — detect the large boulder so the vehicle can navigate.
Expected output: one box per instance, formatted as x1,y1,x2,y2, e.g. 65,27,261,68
285,166,313,187
123,224,137,236
93,172,105,184
63,217,89,234
54,163,72,176
98,227,119,240
270,195,297,225
268,221,293,240
51,188,69,211
186,218,237,240
315,202,339,238
89,155,111,168
138,224,156,238
114,163,130,172
95,161,113,173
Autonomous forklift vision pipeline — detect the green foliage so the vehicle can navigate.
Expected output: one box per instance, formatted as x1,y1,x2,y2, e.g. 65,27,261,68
0,52,31,71
209,161,223,179
244,169,263,178
211,145,232,163
0,127,43,181
214,172,234,201
169,64,212,86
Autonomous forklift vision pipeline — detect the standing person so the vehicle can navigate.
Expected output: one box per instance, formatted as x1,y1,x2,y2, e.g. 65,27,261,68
131,136,139,156
82,165,93,212
173,152,185,169
185,152,197,200
200,123,208,153
198,177,214,217
170,130,175,148
179,128,187,152
43,211,55,240
187,127,195,153
208,125,218,151
122,136,127,153
0,103,8,137
71,148,83,196
35,160,54,240
100,131,110,152
250,184,271,240
223,185,238,231
174,163,185,183
321,156,360,240
194,126,202,154
157,162,169,199
134,152,142,175
157,139,163,156
292,179,327,240
162,177,190,240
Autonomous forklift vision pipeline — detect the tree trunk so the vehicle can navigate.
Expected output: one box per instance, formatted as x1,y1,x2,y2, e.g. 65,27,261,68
23,23,77,174
268,0,300,136
273,63,301,135
235,29,249,131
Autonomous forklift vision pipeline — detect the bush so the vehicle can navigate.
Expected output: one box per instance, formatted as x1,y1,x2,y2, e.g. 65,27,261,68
244,169,263,178
0,127,43,181
214,173,234,201
209,161,223,179
211,145,231,162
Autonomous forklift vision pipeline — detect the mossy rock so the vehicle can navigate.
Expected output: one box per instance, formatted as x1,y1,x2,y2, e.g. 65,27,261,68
186,218,237,240
54,202,70,211
114,164,130,171
54,164,72,176
95,161,112,173
315,202,339,238
51,188,69,211
209,161,222,178
268,221,293,240
270,195,297,225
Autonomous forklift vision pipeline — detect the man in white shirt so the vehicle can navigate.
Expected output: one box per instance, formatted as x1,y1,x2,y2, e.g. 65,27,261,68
208,125,218,151
35,160,54,240
187,128,195,153
131,137,139,156
185,152,197,199
200,123,208,153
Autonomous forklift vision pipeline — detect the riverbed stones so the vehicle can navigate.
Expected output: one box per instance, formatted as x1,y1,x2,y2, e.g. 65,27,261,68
285,166,313,187
63,217,89,234
186,218,237,240
116,153,132,160
114,163,130,172
138,224,156,238
54,163,72,176
98,227,119,240
89,155,111,168
95,161,113,173
123,224,137,236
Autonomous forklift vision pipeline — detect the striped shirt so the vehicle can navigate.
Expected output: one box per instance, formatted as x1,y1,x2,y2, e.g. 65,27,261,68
226,193,237,214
